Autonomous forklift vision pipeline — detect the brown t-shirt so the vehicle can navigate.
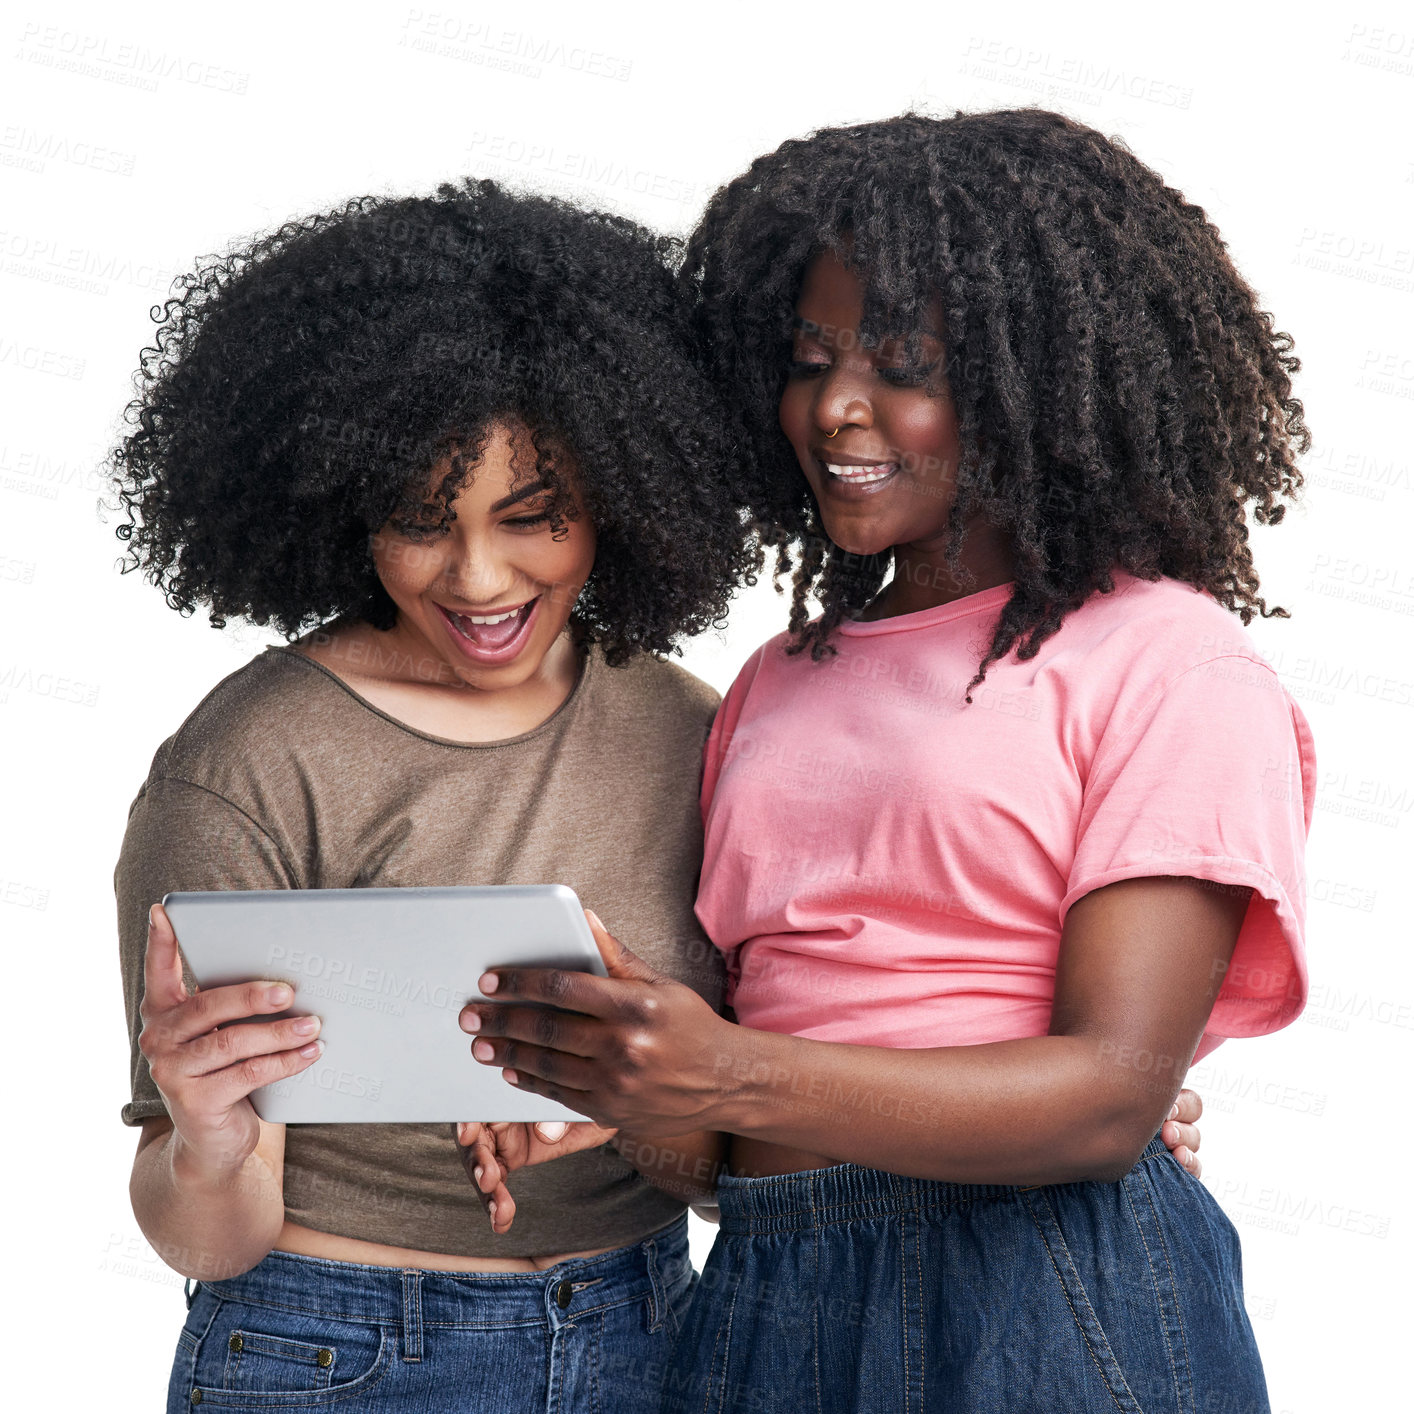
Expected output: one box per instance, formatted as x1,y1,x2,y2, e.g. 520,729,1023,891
114,642,724,1257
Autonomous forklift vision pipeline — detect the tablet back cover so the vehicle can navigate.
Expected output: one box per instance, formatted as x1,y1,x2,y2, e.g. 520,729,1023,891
162,885,606,1124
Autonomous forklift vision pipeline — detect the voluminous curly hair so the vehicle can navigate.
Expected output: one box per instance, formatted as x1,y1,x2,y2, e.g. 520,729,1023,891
682,107,1309,697
109,178,757,665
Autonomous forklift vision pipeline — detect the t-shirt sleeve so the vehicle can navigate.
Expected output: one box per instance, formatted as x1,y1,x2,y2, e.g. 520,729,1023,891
696,648,771,1009
115,775,299,1127
1059,655,1316,1048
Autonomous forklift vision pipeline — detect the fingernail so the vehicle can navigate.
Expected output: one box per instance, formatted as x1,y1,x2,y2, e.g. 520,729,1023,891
479,973,499,995
473,1040,494,1062
537,1121,568,1142
488,1202,497,1226
586,909,603,931
473,1165,483,1185
293,1015,320,1035
299,1039,323,1058
269,984,293,1006
1169,1102,1179,1119
461,1010,481,1033
503,1069,519,1086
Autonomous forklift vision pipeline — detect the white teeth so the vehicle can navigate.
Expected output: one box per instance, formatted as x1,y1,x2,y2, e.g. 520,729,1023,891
447,605,525,637
824,463,896,485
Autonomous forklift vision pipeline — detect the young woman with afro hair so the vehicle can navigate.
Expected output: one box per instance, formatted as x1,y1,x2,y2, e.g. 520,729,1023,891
460,110,1315,1413
108,179,761,1412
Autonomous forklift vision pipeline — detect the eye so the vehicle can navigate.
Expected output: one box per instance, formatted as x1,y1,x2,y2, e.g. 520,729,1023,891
504,511,553,529
787,357,829,378
877,362,939,387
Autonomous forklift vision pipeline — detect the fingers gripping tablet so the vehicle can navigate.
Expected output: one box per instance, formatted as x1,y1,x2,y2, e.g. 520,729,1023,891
161,885,608,1124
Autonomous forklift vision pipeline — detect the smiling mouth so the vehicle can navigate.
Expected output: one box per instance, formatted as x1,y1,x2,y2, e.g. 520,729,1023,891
435,598,539,660
823,461,896,484
815,458,901,490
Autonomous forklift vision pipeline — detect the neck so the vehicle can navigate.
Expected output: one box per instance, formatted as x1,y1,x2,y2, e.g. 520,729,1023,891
861,516,1015,620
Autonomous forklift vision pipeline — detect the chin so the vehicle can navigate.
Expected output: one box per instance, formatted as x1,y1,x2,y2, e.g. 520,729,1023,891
818,519,896,559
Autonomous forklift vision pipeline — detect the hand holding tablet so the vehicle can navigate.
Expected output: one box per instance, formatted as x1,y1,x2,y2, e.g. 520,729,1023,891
137,900,322,1178
162,885,609,1124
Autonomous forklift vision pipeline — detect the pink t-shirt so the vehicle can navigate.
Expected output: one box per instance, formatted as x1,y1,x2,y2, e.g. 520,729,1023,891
695,570,1316,1063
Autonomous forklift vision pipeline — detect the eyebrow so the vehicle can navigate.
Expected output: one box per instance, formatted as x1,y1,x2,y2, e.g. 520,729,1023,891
489,479,553,513
791,315,946,343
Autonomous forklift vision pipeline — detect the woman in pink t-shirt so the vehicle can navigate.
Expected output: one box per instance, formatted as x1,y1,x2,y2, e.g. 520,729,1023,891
461,110,1314,1413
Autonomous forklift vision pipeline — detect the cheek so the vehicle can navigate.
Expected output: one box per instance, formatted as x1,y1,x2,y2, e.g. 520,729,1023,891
534,521,597,590
892,396,960,478
370,534,441,598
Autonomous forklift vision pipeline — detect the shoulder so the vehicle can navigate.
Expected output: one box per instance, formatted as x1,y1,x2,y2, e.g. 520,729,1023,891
1062,571,1265,669
588,648,722,732
1050,572,1306,759
143,647,348,796
1052,572,1281,704
715,629,796,703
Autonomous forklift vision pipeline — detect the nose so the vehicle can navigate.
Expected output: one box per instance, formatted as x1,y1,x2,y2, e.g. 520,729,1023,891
814,361,873,434
433,532,518,608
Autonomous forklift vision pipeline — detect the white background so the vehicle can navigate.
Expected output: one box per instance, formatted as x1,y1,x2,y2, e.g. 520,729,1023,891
3,1,1410,1407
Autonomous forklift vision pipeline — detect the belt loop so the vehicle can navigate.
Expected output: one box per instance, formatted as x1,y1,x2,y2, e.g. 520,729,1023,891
644,1235,666,1334
400,1269,423,1363
184,1277,200,1312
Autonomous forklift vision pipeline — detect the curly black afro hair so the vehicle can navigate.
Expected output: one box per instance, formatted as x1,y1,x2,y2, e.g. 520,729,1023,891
108,178,758,666
682,107,1309,697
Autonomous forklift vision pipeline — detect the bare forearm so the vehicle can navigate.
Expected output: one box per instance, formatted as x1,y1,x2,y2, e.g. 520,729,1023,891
711,1028,1171,1186
131,1129,286,1280
611,1127,727,1203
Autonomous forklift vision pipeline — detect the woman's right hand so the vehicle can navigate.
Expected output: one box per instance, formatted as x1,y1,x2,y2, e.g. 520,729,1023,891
455,1120,617,1234
138,901,324,1177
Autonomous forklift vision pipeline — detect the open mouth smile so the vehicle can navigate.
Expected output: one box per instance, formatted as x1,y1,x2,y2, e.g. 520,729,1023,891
434,597,541,666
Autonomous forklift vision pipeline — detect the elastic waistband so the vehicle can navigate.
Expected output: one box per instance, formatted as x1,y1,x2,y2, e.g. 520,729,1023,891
717,1134,1172,1235
197,1215,690,1330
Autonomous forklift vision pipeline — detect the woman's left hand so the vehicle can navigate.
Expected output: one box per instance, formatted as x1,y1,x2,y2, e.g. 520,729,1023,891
459,911,730,1136
1161,1088,1204,1178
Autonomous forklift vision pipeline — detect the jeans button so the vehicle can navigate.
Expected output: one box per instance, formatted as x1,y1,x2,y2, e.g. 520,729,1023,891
555,1279,573,1309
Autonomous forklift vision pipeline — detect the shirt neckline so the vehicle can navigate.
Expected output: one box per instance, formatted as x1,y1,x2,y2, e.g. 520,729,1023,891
835,580,1016,636
266,638,597,751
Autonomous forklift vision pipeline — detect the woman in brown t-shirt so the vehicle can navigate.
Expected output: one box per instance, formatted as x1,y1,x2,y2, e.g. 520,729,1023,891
109,180,755,1412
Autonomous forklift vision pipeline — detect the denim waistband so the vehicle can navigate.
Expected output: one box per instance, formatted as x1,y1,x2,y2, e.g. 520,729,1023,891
196,1214,690,1332
716,1133,1172,1235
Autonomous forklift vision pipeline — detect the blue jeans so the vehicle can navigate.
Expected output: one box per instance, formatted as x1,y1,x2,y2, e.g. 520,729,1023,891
663,1135,1269,1414
167,1215,695,1411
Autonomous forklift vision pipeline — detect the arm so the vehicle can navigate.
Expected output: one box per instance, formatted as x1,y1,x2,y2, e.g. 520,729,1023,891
116,776,320,1279
132,1114,286,1281
129,903,326,1279
463,877,1247,1186
611,1126,727,1204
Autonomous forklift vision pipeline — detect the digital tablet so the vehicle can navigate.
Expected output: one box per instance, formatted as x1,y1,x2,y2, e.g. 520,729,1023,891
162,884,608,1125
